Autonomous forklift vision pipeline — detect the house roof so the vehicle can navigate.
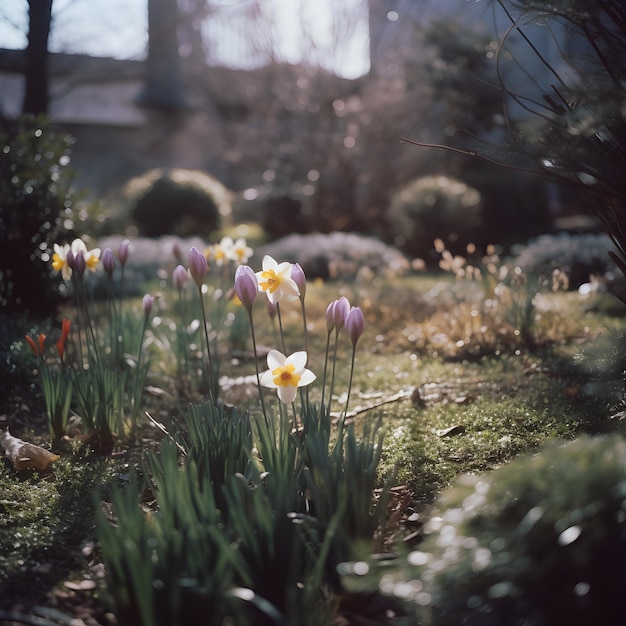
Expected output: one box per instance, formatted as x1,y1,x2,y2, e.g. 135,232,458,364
0,48,147,126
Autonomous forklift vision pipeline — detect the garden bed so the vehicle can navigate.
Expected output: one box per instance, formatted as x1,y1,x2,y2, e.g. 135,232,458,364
2,242,626,625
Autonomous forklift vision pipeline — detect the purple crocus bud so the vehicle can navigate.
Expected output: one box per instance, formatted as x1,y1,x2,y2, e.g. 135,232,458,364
234,265,258,314
118,239,131,267
66,248,75,273
172,241,183,262
72,250,86,277
188,246,208,288
102,248,115,277
291,263,306,302
332,296,350,331
142,294,154,317
345,306,365,347
172,264,188,290
325,300,336,334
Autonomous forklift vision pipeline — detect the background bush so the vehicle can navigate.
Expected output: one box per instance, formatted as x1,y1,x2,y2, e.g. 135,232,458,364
511,232,614,288
385,175,482,261
131,171,222,237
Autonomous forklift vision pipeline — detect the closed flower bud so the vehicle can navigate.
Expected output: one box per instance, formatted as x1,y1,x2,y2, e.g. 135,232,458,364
332,296,350,331
72,251,86,277
291,263,307,301
188,247,208,288
143,294,154,317
172,264,188,290
118,239,131,267
102,248,115,277
325,300,336,334
234,265,258,313
56,318,71,360
345,306,365,347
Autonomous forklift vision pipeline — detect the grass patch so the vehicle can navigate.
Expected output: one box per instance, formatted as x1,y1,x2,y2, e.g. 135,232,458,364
0,453,113,610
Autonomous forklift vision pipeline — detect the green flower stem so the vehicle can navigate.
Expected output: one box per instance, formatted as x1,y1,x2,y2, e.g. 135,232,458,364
320,331,332,410
270,315,279,346
247,311,269,427
176,286,189,381
118,265,125,359
278,400,289,449
71,275,86,369
38,353,73,441
299,299,311,407
197,285,216,399
75,276,100,366
299,300,308,354
326,330,340,417
276,302,288,355
343,346,357,420
129,316,149,442
105,276,119,363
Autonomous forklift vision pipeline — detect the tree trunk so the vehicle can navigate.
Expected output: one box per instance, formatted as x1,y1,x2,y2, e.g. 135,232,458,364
22,0,53,115
137,0,187,110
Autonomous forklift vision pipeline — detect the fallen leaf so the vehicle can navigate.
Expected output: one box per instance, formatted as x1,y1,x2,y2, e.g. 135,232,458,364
0,429,60,471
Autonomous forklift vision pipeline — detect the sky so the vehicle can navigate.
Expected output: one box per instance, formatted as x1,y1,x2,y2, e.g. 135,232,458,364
0,0,370,78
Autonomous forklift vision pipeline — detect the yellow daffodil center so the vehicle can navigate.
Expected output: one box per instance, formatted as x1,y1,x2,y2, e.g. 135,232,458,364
52,253,66,272
260,269,283,294
272,363,301,388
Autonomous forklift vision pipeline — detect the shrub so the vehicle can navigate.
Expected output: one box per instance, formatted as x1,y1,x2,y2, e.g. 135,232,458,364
511,233,614,288
131,171,222,237
0,116,76,313
386,176,482,260
411,436,626,625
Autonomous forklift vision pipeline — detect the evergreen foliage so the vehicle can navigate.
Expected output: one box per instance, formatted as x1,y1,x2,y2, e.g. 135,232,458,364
0,116,75,313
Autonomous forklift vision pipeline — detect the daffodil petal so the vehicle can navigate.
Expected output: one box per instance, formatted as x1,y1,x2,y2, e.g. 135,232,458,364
71,238,87,254
262,255,278,272
266,290,280,304
259,370,277,388
276,262,292,277
277,385,298,404
281,278,300,299
298,370,316,387
267,349,286,371
286,351,307,371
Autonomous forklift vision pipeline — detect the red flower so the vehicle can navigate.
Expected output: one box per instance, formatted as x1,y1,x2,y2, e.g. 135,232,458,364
25,333,46,357
56,318,71,360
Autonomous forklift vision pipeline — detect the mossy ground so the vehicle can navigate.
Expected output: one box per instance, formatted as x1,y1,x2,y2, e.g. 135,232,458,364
2,272,626,622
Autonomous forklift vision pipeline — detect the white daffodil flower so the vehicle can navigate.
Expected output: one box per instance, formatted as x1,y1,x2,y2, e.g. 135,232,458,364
259,349,316,404
255,255,300,304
